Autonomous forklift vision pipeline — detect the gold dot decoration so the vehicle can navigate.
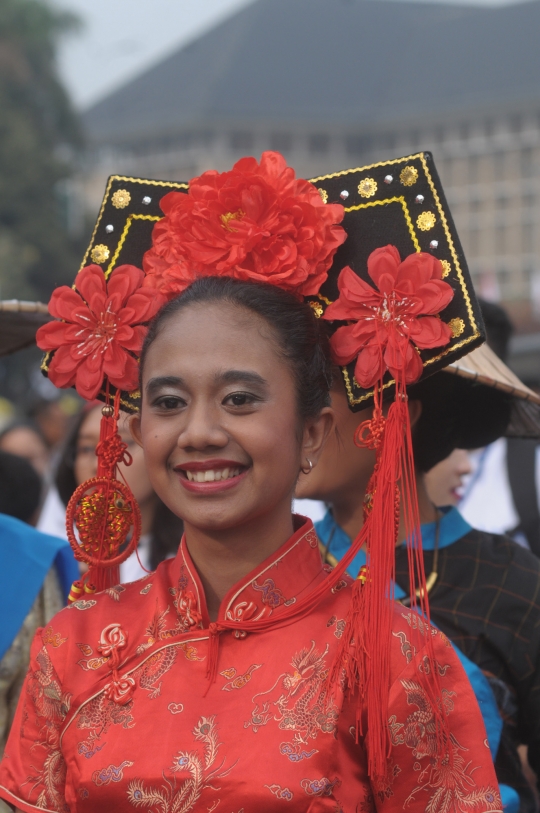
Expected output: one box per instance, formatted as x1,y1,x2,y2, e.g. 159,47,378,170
416,211,436,231
90,244,110,264
358,177,377,198
112,189,131,209
309,301,324,318
440,260,451,278
400,166,419,186
318,188,328,204
448,317,465,338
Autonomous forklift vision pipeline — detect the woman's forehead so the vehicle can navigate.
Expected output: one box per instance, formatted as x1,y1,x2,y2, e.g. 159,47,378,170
144,302,281,376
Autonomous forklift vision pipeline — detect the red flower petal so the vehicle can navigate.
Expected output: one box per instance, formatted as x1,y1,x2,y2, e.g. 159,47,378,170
354,343,385,389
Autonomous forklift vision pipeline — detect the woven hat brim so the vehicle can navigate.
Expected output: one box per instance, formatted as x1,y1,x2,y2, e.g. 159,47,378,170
443,342,540,438
0,301,51,357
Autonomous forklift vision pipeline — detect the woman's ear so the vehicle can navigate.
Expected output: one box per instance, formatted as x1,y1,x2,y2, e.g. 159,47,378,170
129,413,143,448
408,399,423,429
301,407,335,469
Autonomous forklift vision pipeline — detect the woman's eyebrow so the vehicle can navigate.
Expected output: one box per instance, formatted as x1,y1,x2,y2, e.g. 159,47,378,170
215,370,268,388
145,376,184,396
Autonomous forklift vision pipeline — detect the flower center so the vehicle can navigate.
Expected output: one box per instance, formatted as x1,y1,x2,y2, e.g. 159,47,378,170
220,209,245,232
75,304,118,358
376,292,410,329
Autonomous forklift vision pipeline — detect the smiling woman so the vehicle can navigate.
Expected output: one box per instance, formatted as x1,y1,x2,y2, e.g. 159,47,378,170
0,152,503,813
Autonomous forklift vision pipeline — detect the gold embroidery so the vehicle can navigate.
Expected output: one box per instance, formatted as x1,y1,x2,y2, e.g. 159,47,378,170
345,197,420,252
400,166,419,186
111,189,131,209
448,317,465,338
440,259,451,278
90,244,110,264
106,214,160,277
310,301,324,318
358,177,377,198
318,188,328,204
80,175,187,271
416,211,436,231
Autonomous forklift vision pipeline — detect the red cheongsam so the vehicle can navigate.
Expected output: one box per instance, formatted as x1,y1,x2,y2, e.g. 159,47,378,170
0,517,502,812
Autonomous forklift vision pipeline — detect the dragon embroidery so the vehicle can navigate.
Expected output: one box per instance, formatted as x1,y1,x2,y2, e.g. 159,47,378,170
391,679,502,812
246,641,338,746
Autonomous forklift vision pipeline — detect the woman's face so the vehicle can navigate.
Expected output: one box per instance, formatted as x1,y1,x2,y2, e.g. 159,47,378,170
74,405,155,506
424,448,472,507
295,376,376,504
132,302,330,534
0,426,49,477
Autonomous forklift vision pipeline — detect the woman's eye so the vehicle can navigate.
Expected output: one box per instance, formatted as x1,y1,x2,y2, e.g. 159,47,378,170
225,392,255,407
155,396,184,410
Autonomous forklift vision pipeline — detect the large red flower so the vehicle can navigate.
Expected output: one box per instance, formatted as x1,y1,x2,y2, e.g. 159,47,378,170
36,264,166,400
142,151,346,297
323,245,454,387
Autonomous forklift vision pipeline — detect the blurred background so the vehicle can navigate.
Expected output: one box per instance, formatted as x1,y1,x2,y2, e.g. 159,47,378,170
1,0,539,417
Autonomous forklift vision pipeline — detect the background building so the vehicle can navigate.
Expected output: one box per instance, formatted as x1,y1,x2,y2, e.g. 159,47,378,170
78,0,540,382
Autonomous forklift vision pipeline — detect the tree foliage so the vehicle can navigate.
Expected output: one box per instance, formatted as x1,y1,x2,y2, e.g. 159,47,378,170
0,0,82,301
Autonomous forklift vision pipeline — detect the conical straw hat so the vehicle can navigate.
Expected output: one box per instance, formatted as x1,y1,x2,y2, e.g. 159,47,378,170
0,300,51,357
443,341,540,437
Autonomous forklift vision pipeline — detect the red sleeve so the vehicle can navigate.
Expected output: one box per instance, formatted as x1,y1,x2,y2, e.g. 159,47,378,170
0,625,70,813
370,617,503,812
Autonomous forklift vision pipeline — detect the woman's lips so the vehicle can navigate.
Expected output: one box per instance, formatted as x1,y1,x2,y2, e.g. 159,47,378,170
174,461,249,494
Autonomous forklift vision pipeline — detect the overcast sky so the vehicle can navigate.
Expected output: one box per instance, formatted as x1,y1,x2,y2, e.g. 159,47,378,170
51,0,518,110
50,0,256,108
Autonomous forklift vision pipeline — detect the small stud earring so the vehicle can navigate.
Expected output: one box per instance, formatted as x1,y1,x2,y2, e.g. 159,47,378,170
301,458,314,475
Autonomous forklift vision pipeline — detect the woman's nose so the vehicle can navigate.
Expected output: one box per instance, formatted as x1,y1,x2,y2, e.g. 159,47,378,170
176,404,228,451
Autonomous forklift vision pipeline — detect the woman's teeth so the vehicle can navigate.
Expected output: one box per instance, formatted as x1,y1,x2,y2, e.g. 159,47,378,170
185,467,242,483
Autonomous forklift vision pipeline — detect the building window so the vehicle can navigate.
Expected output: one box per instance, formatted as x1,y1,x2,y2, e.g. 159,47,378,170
495,225,507,255
270,133,292,152
469,227,480,256
345,134,372,156
521,147,535,177
523,192,536,211
309,133,330,154
230,131,254,151
522,222,535,253
468,155,479,184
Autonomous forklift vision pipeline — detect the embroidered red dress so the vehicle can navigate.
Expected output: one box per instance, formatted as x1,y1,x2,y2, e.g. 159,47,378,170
0,518,502,812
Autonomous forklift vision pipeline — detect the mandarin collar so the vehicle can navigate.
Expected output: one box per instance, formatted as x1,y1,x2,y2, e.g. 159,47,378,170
168,515,325,629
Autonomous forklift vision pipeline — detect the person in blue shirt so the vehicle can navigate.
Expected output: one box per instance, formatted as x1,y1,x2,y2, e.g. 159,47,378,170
296,348,540,813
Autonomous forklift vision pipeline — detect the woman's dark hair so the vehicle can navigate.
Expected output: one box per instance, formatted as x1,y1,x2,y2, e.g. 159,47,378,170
0,450,42,523
140,277,333,421
410,372,512,472
55,407,183,568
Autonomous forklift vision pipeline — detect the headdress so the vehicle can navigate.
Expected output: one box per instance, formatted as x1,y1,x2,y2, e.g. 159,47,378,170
37,150,499,777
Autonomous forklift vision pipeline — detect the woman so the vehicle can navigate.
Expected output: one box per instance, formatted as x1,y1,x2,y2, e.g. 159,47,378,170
425,448,472,508
54,404,183,579
296,352,540,812
0,152,501,812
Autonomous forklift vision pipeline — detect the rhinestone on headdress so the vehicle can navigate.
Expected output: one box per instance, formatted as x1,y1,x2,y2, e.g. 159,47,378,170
384,175,393,184
415,195,425,204
340,190,350,200
430,240,439,249
142,196,152,205
105,225,114,234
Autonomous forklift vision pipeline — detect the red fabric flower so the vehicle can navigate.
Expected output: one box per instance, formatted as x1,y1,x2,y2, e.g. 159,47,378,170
36,264,166,400
142,151,346,297
323,245,454,387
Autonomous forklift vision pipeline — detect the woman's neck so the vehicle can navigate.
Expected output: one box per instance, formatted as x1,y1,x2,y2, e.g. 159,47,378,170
183,502,295,621
331,471,439,543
